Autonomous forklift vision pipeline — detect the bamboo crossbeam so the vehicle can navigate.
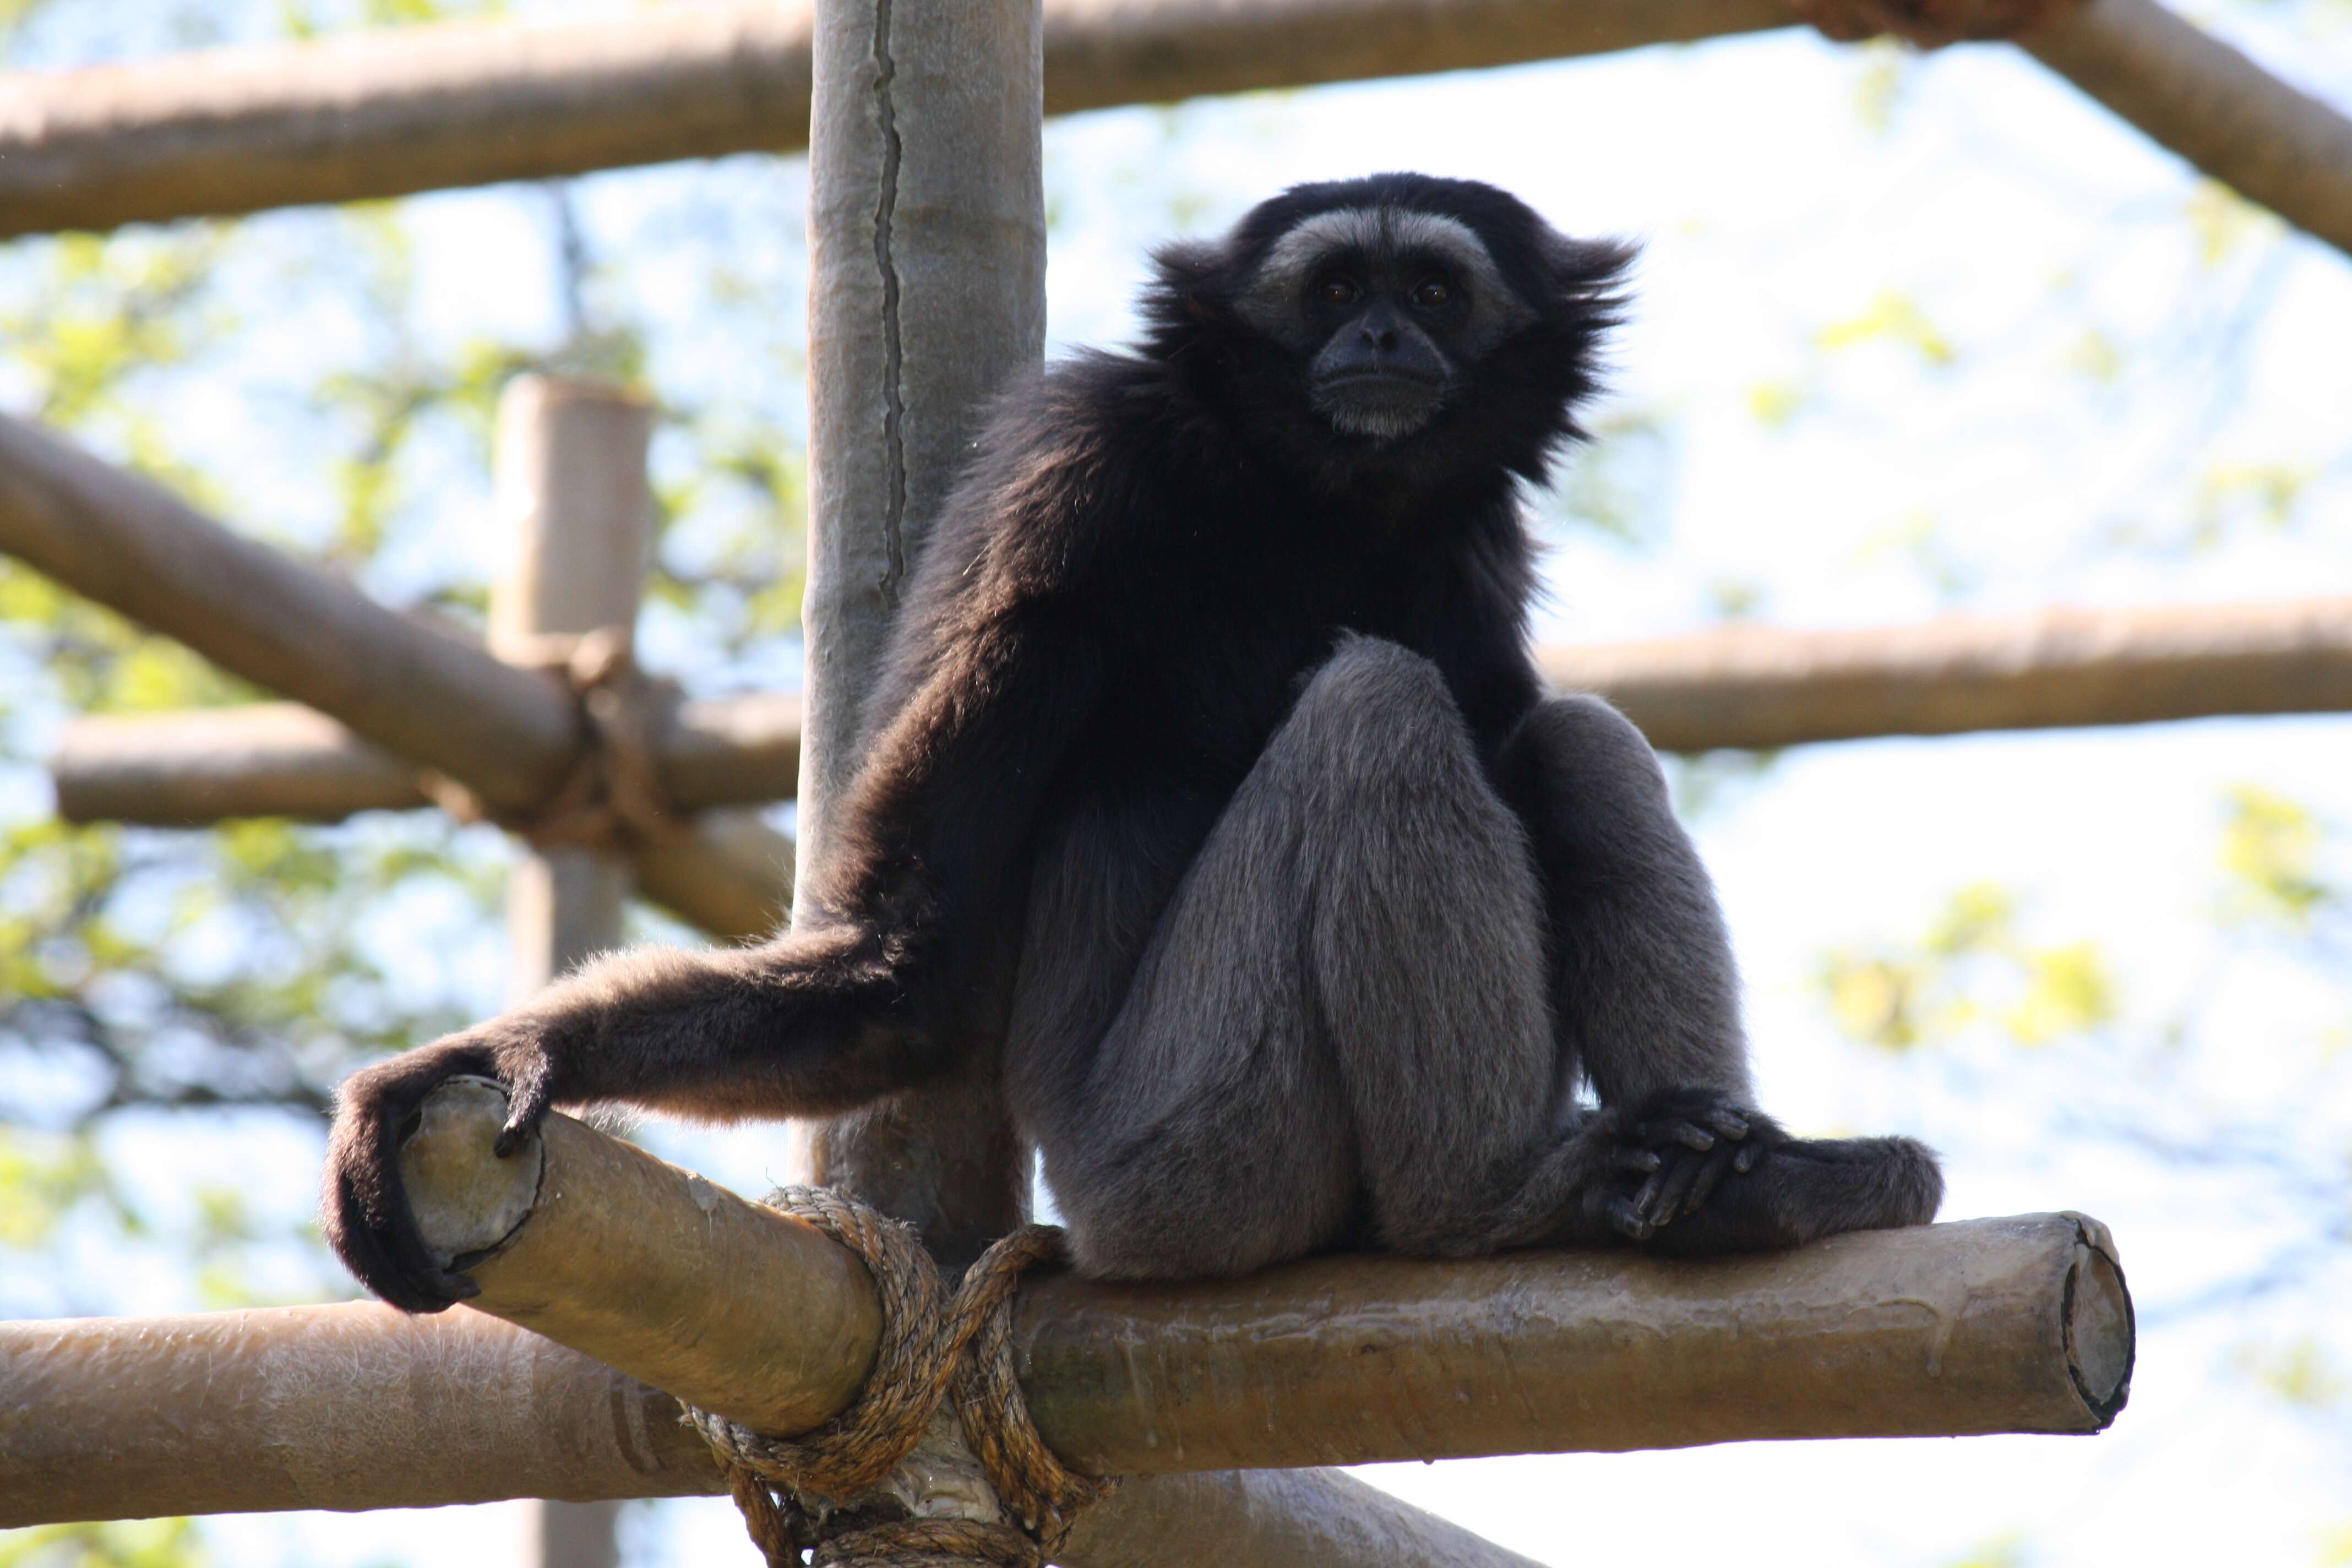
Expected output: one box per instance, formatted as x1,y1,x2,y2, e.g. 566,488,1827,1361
0,1,1787,239
0,1303,722,1521
52,703,422,823
0,1301,1538,1568
4,3,2349,263
0,1079,2130,1531
430,1081,2127,1462
1544,596,2352,752
48,597,2352,835
2024,0,2352,259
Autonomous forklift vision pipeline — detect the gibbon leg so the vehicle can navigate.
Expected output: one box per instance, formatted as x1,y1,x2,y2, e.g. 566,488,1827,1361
1041,635,1564,1279
1495,694,1755,1109
1489,694,1941,1250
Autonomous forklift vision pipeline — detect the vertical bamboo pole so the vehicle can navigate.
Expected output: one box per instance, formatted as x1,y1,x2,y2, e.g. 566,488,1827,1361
489,374,656,1568
796,0,1045,1268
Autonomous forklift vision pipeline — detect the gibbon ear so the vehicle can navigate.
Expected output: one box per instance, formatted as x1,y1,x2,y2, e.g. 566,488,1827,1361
1145,239,1238,326
1543,234,1639,307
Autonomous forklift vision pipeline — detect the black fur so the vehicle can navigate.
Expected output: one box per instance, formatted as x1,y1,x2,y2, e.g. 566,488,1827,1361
324,174,1940,1308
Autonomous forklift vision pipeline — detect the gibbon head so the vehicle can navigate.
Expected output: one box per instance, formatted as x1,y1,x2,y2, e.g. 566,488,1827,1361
1144,173,1634,497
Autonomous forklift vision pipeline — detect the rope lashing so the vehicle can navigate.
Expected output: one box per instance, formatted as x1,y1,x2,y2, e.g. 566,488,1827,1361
1782,0,2079,46
690,1188,1117,1568
420,625,688,851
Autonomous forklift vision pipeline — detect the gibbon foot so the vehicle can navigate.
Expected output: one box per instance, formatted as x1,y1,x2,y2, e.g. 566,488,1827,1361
1599,1087,1787,1242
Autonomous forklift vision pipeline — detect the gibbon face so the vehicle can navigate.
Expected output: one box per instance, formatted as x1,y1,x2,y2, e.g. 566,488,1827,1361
1234,205,1538,443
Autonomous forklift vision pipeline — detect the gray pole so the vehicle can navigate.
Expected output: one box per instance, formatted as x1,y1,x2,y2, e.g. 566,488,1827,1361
489,374,657,1568
795,0,1045,1270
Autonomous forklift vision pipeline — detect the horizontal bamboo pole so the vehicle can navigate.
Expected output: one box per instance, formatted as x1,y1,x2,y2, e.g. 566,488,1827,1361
41,708,793,941
412,1082,2127,1463
7,2,2350,263
49,596,2352,832
1019,1212,2132,1471
2023,0,2352,259
631,805,793,944
0,1080,2127,1538
0,1305,1537,1568
1544,596,2352,752
0,0,1788,238
0,1302,722,1520
51,693,801,824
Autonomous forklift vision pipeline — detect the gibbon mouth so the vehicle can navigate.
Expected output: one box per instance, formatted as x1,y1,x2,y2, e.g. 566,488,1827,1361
1317,366,1445,390
1312,373,1447,441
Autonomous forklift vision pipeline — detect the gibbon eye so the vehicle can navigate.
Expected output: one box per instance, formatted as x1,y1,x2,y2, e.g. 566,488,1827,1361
1317,275,1360,306
1412,276,1453,308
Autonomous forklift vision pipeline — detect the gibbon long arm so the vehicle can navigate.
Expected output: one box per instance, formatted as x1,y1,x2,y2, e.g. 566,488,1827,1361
325,566,1113,1310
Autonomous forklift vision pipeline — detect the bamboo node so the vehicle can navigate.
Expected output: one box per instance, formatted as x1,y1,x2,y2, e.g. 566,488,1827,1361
1781,0,2079,46
690,1187,1116,1568
419,625,688,851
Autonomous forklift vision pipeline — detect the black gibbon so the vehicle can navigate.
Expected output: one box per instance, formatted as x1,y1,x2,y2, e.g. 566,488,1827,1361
325,173,1941,1310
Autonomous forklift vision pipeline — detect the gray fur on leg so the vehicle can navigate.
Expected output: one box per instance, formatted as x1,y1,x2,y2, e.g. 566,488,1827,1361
1496,694,1753,1107
1014,636,1562,1278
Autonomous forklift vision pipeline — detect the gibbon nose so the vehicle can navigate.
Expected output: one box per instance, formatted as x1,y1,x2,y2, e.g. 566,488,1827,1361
1359,320,1400,352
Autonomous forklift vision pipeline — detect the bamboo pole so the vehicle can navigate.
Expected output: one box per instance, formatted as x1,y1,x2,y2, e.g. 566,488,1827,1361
6,1,2350,263
2022,0,2352,258
0,1317,1534,1568
1066,1474,1552,1568
0,1302,1539,1568
0,1304,722,1522
0,1077,2129,1531
628,805,794,944
401,1080,2132,1468
0,0,1787,239
488,377,650,1568
48,694,802,825
491,375,651,990
793,0,1045,1273
1540,596,2352,752
52,596,2352,831
397,1078,881,1437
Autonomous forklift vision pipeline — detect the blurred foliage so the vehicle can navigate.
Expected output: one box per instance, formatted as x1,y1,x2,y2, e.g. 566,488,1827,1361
2219,785,2338,932
0,1126,116,1248
0,810,498,1124
1815,290,1957,368
0,0,810,1359
0,1521,210,1568
2237,1336,2349,1409
1820,881,2115,1052
1940,1540,2028,1568
2185,179,2283,270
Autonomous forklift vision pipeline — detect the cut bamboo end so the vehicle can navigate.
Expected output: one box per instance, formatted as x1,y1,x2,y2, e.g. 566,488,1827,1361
396,1078,881,1438
2061,1212,2135,1425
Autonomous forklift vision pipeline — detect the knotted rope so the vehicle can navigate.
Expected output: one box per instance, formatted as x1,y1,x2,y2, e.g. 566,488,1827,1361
689,1188,1117,1568
1783,0,2077,46
420,625,687,851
